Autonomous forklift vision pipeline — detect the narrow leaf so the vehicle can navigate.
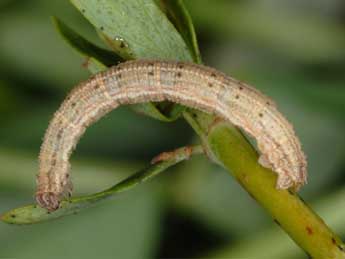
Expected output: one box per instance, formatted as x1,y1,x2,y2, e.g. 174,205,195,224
52,16,122,66
69,0,192,61
159,0,202,63
1,146,203,224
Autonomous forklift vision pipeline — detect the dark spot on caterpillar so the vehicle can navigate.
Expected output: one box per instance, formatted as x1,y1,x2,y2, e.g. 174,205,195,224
66,173,70,178
332,238,337,245
119,41,125,48
192,113,197,118
273,219,281,226
239,86,243,90
57,129,63,140
148,71,154,76
51,158,57,166
10,214,16,218
211,72,217,78
100,26,104,31
208,82,213,87
94,85,100,90
266,101,270,105
81,9,85,13
178,64,184,69
235,95,240,99
177,72,182,78
259,113,263,117
71,102,76,108
306,226,313,235
148,62,154,67
47,211,51,214
117,73,122,79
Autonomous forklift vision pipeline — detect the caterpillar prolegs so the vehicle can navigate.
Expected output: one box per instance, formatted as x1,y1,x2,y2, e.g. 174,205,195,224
36,60,307,211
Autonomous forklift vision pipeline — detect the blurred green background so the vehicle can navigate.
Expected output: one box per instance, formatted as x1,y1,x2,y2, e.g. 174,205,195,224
0,0,345,258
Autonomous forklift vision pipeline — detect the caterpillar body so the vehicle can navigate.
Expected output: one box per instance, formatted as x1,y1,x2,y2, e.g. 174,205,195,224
36,60,307,211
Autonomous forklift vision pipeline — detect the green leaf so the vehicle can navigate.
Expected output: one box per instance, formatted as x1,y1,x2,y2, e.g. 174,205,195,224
158,0,202,63
53,15,184,121
131,102,184,122
69,0,192,61
1,146,202,224
52,16,122,66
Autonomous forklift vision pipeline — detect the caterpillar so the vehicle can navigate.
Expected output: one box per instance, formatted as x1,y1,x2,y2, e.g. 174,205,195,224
36,59,307,211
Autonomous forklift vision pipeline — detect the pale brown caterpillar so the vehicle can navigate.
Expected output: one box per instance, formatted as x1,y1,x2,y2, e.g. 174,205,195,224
36,60,307,211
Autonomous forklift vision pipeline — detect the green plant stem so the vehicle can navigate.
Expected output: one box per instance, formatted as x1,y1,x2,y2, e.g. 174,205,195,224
1,145,203,225
209,187,345,258
183,110,345,258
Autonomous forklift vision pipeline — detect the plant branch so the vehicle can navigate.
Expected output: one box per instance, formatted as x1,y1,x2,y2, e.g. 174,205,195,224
183,111,345,258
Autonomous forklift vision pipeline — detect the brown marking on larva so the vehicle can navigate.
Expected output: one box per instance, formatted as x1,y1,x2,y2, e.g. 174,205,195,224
259,113,263,118
81,9,86,13
51,158,57,166
266,101,270,106
120,41,125,48
235,95,240,99
332,238,337,245
71,102,76,108
56,129,63,140
306,226,313,235
36,60,307,211
208,82,213,88
94,84,100,90
10,214,16,218
100,26,104,31
274,219,281,226
148,71,154,76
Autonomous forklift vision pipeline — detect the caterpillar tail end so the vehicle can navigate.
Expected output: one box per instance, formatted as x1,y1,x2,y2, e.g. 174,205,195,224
258,155,306,192
35,192,61,212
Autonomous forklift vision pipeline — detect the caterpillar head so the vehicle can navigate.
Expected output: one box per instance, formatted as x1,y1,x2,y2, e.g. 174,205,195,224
35,192,61,212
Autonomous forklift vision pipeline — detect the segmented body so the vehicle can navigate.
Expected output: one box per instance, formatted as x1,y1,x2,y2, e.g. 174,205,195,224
36,60,307,211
